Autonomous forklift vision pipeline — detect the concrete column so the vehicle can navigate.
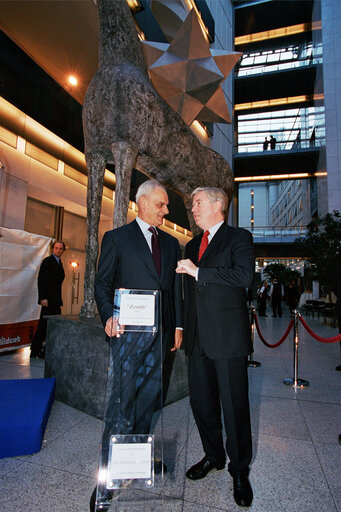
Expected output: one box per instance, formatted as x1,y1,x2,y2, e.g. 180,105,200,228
321,0,341,213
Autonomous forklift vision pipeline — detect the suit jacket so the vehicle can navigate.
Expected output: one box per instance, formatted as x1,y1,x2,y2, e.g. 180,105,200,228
94,220,183,344
37,254,65,307
183,223,255,359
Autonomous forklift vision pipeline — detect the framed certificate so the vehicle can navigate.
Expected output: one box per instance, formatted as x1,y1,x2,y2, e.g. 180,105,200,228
119,293,155,326
113,289,160,333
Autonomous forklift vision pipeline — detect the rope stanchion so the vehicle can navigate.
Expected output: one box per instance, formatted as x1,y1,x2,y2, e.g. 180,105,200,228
298,315,341,343
254,312,294,348
283,310,309,389
248,306,261,368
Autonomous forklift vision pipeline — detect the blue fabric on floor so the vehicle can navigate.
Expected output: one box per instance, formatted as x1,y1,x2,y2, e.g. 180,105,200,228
0,378,56,458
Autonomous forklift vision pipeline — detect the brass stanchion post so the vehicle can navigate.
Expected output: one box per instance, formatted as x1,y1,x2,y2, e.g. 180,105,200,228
248,306,261,368
283,310,309,388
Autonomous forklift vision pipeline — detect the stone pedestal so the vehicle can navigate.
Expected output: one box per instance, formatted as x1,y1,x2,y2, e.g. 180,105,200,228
44,315,188,419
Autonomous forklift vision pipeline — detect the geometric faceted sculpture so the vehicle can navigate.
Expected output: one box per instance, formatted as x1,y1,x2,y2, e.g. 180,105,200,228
142,9,241,125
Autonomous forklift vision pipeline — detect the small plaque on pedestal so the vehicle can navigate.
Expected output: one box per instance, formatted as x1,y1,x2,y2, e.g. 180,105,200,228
107,434,154,489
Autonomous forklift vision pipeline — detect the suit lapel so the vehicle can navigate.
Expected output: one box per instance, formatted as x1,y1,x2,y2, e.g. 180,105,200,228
128,220,161,280
198,223,228,265
50,254,64,278
158,230,169,283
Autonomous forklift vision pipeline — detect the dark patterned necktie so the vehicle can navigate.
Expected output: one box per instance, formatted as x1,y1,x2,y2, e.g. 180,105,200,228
148,226,162,276
198,230,210,261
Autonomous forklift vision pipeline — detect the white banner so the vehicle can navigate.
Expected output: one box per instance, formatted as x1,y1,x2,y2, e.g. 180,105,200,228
0,228,52,325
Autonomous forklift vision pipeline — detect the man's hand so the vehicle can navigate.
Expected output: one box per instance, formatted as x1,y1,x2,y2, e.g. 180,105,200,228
176,259,197,278
105,317,125,337
171,328,183,351
40,299,48,307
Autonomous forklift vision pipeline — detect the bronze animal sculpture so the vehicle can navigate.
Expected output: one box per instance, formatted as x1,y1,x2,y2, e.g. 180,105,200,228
81,0,234,317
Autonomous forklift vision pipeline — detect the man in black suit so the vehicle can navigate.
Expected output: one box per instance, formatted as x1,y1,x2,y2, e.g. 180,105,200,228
30,240,65,358
176,187,254,508
91,180,183,509
95,178,183,360
94,179,182,434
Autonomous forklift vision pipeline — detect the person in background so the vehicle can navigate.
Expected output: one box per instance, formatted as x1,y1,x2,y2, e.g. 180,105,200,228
30,240,65,358
287,280,300,315
258,280,268,317
263,137,269,150
269,278,284,317
270,135,276,150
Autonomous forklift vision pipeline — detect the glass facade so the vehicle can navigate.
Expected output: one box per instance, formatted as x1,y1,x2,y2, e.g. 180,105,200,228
236,105,325,153
237,42,322,77
238,180,306,230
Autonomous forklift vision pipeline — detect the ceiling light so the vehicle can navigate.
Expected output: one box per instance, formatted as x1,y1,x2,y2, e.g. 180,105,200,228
234,172,327,182
68,76,78,87
235,94,324,111
235,21,322,46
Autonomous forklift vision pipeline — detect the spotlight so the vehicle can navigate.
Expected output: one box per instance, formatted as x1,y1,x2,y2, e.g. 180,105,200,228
68,76,78,87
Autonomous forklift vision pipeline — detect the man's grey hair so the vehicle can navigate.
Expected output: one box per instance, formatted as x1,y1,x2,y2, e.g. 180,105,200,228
191,187,229,215
136,180,167,204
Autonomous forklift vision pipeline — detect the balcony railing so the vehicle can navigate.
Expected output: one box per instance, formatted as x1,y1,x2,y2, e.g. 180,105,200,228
237,56,322,77
235,137,324,154
245,226,307,237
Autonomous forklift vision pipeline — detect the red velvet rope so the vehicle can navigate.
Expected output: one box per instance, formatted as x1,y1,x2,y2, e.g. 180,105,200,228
254,312,294,348
298,315,341,343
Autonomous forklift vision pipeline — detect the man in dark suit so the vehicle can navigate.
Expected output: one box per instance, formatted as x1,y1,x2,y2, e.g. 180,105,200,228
30,240,65,358
95,180,182,429
176,187,254,508
95,178,183,361
91,180,183,509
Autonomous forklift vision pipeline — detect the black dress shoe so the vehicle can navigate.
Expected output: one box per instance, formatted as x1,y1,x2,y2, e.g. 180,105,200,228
186,456,225,480
233,475,253,507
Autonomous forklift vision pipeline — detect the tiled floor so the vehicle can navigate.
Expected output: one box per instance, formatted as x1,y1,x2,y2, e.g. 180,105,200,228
0,306,340,512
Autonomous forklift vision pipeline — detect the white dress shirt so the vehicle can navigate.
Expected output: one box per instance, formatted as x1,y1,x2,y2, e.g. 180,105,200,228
136,217,182,332
136,216,156,252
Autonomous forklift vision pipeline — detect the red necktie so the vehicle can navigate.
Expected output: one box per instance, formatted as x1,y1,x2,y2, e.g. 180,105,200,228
198,230,209,261
148,226,162,276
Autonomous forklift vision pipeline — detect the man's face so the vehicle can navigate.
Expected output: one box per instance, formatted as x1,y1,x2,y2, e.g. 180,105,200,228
139,187,169,227
52,243,65,258
191,191,221,231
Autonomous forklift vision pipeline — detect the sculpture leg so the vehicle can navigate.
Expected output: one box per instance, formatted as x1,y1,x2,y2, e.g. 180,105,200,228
111,141,137,228
184,192,200,236
80,151,106,318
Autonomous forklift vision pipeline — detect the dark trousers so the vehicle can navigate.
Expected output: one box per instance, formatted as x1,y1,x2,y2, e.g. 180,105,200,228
272,299,282,317
258,297,267,316
99,332,164,474
30,305,61,355
188,339,252,476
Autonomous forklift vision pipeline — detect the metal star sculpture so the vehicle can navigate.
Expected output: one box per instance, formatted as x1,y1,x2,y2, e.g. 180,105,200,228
141,9,242,126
